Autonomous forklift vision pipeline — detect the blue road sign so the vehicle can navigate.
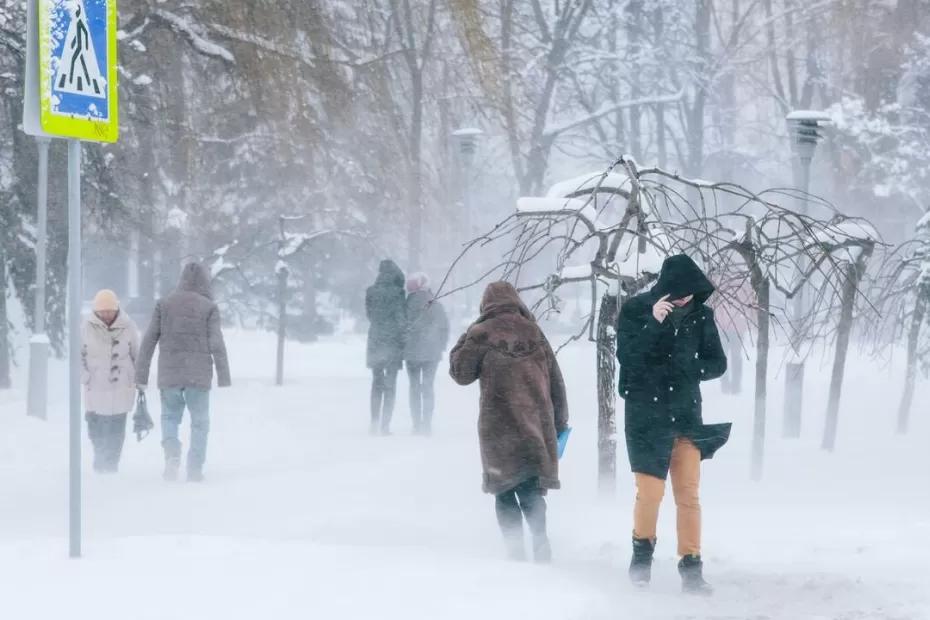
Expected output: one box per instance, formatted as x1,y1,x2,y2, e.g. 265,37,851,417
39,0,119,142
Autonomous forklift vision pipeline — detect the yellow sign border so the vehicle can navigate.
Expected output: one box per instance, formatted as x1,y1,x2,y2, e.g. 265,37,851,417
38,0,119,143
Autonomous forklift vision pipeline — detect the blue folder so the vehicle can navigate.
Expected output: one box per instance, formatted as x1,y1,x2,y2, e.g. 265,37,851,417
557,427,572,459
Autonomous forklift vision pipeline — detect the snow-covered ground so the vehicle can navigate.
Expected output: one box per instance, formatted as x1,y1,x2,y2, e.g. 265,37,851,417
1,329,928,620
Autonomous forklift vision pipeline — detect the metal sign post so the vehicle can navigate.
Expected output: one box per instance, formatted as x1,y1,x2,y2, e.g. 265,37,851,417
67,139,82,559
23,0,119,558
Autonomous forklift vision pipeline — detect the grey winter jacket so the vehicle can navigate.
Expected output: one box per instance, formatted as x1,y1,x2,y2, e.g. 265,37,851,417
135,263,231,390
404,289,450,363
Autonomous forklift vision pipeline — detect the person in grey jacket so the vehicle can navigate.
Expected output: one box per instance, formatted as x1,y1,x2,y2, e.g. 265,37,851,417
136,262,231,482
404,273,449,435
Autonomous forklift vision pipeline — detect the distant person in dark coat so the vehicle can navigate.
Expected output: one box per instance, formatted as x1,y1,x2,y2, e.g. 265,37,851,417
617,254,729,594
450,282,569,563
366,259,406,436
403,273,449,435
136,262,231,483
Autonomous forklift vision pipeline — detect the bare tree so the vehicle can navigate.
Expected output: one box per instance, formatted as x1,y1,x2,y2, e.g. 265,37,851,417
437,154,880,486
867,219,930,435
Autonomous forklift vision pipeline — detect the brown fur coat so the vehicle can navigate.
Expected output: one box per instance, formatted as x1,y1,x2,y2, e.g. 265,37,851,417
450,282,569,495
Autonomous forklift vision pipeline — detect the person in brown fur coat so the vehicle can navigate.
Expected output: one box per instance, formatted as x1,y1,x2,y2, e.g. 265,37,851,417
450,282,569,563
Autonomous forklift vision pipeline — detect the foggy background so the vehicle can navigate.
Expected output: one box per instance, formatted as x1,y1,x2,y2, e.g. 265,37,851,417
1,2,930,620
2,1,929,346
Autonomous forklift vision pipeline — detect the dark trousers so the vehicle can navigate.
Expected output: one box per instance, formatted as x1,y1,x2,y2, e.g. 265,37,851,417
495,478,548,547
86,412,128,473
370,366,399,430
406,361,438,432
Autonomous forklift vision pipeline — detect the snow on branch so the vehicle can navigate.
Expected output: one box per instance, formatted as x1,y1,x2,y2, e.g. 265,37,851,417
279,231,334,259
917,210,930,231
543,90,685,139
546,172,631,199
152,10,236,63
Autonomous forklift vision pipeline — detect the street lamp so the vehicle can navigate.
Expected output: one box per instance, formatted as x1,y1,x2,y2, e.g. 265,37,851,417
451,127,483,237
783,110,832,438
451,127,483,310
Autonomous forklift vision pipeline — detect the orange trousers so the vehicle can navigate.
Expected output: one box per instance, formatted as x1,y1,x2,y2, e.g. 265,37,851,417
633,437,701,557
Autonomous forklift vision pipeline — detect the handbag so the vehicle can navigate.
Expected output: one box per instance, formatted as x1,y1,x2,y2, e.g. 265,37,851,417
132,391,155,442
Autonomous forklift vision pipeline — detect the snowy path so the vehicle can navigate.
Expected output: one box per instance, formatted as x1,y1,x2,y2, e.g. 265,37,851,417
1,331,928,619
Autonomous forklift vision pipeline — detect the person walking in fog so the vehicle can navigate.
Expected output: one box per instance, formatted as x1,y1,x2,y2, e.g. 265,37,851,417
617,254,730,594
136,262,231,483
366,259,407,436
81,290,140,473
404,273,449,436
450,282,568,563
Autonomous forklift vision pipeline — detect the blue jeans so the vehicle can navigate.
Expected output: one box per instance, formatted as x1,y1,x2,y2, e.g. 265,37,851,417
161,388,210,472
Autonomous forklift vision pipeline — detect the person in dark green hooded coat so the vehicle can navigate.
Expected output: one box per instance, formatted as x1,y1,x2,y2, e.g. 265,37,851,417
366,259,407,435
616,254,730,595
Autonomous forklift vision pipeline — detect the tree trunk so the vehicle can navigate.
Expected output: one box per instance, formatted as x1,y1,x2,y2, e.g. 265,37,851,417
687,0,711,176
740,219,770,480
407,66,424,270
0,242,10,390
752,277,770,481
721,332,743,394
275,265,288,387
897,287,927,434
597,292,619,496
822,251,872,451
626,0,643,160
652,4,667,168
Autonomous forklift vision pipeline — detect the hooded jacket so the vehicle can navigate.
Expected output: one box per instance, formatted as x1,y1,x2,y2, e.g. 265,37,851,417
450,282,569,495
82,310,140,415
616,255,730,478
366,260,407,370
135,262,231,390
404,288,450,363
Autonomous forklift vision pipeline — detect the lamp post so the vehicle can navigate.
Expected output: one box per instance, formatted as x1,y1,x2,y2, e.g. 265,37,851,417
452,127,483,235
783,110,831,438
451,127,483,312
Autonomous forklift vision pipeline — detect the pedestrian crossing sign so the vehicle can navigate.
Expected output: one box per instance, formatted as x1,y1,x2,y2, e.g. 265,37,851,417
39,0,118,142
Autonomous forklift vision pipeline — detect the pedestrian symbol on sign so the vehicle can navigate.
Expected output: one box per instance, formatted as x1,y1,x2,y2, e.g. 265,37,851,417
37,0,119,142
54,1,105,98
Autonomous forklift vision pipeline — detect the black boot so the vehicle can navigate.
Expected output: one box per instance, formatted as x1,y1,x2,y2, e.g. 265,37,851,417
678,555,713,595
629,537,656,586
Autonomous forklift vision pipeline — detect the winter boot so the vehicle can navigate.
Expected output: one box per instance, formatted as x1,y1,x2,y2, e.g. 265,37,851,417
187,469,205,483
532,536,552,564
629,537,656,586
678,555,713,595
162,439,182,482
